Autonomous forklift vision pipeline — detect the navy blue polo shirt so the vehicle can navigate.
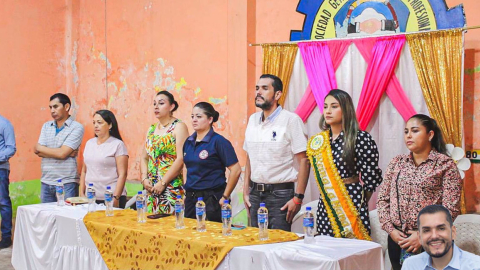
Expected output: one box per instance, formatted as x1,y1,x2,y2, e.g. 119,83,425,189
183,128,238,191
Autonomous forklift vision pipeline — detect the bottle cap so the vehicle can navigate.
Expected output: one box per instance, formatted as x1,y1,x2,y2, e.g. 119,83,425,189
224,200,229,204
106,186,111,190
88,183,93,187
260,202,266,207
198,197,203,201
57,179,62,183
138,191,142,195
177,195,182,199
306,206,311,211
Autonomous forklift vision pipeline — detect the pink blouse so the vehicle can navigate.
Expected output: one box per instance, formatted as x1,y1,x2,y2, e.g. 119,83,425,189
83,137,128,200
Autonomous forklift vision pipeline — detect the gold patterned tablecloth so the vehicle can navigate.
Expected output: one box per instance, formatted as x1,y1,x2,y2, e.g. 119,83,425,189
84,210,300,270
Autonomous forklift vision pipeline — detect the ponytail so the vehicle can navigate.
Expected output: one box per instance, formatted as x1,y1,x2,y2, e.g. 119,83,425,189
409,114,446,154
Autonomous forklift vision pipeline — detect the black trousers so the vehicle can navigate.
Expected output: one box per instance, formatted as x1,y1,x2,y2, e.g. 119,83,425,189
387,235,402,270
388,234,423,270
96,195,127,209
184,185,225,223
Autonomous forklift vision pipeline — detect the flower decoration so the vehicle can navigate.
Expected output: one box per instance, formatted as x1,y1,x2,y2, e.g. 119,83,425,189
446,144,471,179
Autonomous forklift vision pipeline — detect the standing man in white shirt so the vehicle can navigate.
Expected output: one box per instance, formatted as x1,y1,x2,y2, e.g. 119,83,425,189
403,204,480,270
243,74,309,232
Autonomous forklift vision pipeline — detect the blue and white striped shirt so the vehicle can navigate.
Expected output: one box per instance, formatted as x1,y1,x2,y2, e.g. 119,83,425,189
38,117,84,185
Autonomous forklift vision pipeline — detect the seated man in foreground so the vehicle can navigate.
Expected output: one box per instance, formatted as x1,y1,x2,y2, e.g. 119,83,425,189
403,204,480,270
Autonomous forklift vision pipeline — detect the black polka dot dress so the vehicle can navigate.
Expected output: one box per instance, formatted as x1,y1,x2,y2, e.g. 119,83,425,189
316,130,383,237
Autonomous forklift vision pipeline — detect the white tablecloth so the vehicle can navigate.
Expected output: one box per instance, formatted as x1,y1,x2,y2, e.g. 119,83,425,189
12,203,108,270
12,204,383,270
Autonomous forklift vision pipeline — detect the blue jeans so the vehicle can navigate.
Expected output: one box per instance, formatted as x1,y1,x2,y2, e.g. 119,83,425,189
41,182,78,203
249,186,294,232
0,169,12,239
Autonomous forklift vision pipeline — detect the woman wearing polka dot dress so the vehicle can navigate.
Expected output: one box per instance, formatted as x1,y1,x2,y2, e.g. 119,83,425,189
306,89,382,240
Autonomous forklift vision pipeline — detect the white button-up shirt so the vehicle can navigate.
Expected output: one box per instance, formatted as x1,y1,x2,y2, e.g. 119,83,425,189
244,107,307,184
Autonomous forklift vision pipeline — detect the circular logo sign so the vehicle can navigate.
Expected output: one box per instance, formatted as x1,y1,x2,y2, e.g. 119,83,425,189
199,150,209,159
310,135,324,151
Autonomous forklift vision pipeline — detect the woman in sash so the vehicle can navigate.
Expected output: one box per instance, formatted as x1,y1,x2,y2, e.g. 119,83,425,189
377,114,462,270
307,89,382,240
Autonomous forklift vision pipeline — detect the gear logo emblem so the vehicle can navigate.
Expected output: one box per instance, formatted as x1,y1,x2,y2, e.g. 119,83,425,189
290,0,466,41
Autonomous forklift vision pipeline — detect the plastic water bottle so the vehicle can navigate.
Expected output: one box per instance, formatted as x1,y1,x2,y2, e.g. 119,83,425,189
303,206,315,244
175,195,185,229
196,197,206,232
105,186,114,217
258,202,269,241
221,200,232,236
87,183,96,212
136,191,146,223
56,179,65,206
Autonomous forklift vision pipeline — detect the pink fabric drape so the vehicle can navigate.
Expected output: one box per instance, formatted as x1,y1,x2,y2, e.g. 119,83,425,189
295,40,351,121
354,36,407,130
354,37,417,127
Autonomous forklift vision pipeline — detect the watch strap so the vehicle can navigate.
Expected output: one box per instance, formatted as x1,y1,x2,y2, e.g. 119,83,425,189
294,193,304,200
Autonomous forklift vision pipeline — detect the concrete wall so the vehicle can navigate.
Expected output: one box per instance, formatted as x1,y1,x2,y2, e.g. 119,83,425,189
1,0,480,213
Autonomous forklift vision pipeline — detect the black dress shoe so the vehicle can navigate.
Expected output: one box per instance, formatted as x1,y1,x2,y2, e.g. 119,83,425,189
0,237,12,249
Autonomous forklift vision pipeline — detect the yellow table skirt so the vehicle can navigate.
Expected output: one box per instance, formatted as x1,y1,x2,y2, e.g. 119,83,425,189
84,210,300,270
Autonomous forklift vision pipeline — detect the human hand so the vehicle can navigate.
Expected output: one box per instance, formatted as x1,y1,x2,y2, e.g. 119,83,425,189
390,229,407,244
399,230,422,253
142,179,153,193
243,193,251,217
69,149,79,157
113,198,120,208
280,198,301,223
151,182,166,195
219,196,227,207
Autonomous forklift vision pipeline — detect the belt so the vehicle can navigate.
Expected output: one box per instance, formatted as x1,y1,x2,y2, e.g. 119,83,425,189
343,176,360,185
250,181,294,192
185,184,226,197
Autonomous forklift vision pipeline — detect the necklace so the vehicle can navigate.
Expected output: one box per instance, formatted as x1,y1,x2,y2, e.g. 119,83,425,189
158,118,173,129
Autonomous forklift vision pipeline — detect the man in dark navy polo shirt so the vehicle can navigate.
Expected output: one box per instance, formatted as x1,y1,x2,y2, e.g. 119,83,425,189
183,102,241,222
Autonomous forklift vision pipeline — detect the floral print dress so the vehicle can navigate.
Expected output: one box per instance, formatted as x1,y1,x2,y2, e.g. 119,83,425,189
145,120,184,214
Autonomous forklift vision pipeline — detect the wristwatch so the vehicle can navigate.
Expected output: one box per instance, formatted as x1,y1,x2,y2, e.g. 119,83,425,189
294,193,304,200
113,195,120,200
222,195,230,200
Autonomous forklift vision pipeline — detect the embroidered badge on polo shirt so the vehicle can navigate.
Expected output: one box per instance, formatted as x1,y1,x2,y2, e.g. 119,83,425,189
199,150,209,159
272,131,277,141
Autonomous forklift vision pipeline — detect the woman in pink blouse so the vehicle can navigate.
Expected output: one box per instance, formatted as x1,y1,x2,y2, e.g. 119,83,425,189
80,110,128,208
377,114,462,270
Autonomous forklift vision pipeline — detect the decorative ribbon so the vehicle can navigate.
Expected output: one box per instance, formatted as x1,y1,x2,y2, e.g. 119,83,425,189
306,131,371,240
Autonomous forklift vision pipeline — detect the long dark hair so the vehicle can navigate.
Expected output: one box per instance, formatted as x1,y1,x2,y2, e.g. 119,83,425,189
319,89,359,169
408,114,446,154
94,110,123,141
156,90,179,113
194,102,219,126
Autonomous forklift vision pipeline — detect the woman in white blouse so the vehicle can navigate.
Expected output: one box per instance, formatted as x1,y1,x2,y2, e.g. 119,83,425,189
80,110,128,208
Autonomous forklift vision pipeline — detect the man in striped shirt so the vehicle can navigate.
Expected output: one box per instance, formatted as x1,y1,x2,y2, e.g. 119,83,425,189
34,93,84,203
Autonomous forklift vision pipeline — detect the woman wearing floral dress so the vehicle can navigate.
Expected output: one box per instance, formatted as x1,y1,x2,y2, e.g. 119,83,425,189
140,91,189,214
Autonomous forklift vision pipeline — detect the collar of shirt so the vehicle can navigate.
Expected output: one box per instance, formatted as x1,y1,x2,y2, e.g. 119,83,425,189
259,106,283,125
406,149,440,166
50,116,73,128
329,129,345,142
425,243,461,270
187,127,215,143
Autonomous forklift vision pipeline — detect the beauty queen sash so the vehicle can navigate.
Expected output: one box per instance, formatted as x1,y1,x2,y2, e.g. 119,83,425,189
307,131,371,240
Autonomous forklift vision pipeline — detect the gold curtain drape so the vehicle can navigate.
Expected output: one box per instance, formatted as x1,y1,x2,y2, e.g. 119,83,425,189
262,44,298,106
406,29,465,212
